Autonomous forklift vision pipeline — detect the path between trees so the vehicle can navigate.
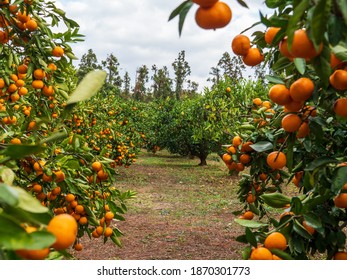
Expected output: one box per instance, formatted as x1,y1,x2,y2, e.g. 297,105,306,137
73,151,244,260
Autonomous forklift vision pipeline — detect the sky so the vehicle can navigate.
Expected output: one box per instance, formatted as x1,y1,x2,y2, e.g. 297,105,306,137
56,0,270,91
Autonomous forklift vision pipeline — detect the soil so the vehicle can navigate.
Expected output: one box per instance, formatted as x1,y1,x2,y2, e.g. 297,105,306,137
72,152,244,260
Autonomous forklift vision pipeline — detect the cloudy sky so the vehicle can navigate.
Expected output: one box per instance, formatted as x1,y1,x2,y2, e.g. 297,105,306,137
56,0,269,91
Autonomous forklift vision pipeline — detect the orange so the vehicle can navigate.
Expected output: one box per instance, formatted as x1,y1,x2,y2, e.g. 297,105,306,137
52,46,64,57
92,161,102,172
192,0,218,8
78,216,88,226
47,214,78,250
33,68,46,80
272,254,282,260
262,100,272,109
74,243,83,251
330,53,344,69
222,153,232,163
296,121,310,138
104,227,113,237
289,77,315,102
7,83,18,93
242,48,264,66
10,137,21,144
279,38,293,59
264,27,281,45
65,193,75,203
246,192,256,203
334,252,347,260
32,79,44,89
241,141,254,152
54,170,65,182
227,145,236,154
281,113,302,132
284,99,304,112
104,211,114,221
264,232,287,250
269,84,292,105
239,153,251,164
302,220,315,235
75,205,84,214
42,85,54,96
334,193,347,208
232,135,242,147
290,29,323,59
17,64,28,74
231,34,250,56
26,19,38,31
195,2,232,30
333,98,347,118
242,211,254,220
15,227,50,260
253,97,262,106
250,247,273,260
17,11,30,23
329,69,347,91
266,151,286,169
236,162,245,171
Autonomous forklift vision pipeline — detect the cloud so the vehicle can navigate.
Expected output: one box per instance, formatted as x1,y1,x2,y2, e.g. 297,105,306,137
57,0,270,91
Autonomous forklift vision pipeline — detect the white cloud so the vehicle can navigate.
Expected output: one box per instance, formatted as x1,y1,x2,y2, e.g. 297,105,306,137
56,0,270,91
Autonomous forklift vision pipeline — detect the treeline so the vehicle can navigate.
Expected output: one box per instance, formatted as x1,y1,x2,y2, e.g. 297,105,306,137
76,49,267,100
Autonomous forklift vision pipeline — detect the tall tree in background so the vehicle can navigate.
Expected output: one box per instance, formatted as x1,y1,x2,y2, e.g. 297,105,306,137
172,50,191,100
133,65,149,101
77,49,101,82
122,71,131,98
208,52,245,85
101,53,123,89
151,65,173,100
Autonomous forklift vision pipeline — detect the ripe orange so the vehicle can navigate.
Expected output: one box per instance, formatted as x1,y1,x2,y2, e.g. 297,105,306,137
333,98,347,118
296,121,310,138
242,210,254,220
10,137,21,144
26,19,38,31
264,27,281,45
231,34,251,56
250,247,273,260
289,77,315,102
232,135,242,147
264,232,287,250
105,211,114,221
74,243,83,251
290,29,323,59
78,216,88,226
222,153,232,163
192,0,218,8
195,2,232,30
32,79,44,89
246,192,256,203
239,153,251,164
334,193,347,208
279,38,293,59
92,161,102,172
329,69,347,91
104,227,113,237
330,53,344,69
253,97,262,106
241,141,254,152
281,113,302,132
269,84,292,105
284,99,304,112
65,193,75,203
52,46,64,57
227,145,237,154
17,64,28,74
75,204,84,214
261,100,272,109
33,68,46,80
242,48,264,66
266,151,286,169
334,251,347,260
47,214,78,250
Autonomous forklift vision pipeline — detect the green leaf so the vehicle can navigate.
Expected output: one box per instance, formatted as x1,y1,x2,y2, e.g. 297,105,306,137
336,0,347,25
332,44,347,61
303,213,322,229
293,219,314,239
260,193,291,208
332,166,347,193
168,0,191,21
19,231,56,250
293,58,306,74
250,141,273,152
287,0,310,48
0,144,46,160
66,70,107,105
270,248,294,260
15,187,49,213
312,45,331,87
0,183,18,206
290,196,303,214
245,227,258,248
0,166,15,185
178,2,194,36
236,0,249,8
309,0,332,47
234,218,268,228
39,129,68,145
0,214,29,250
265,75,285,84
265,0,286,8
305,156,338,171
110,234,122,248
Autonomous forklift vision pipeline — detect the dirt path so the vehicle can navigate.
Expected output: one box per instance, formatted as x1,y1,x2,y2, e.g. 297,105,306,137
73,151,244,260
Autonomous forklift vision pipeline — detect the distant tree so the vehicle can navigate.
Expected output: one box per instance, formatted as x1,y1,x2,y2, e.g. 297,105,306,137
151,64,173,99
172,50,191,100
77,49,101,82
208,66,221,85
101,53,122,89
133,65,149,101
182,80,199,98
122,71,131,98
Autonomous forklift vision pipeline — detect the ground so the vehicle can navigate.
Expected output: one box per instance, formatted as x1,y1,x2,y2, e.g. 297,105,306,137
72,150,245,260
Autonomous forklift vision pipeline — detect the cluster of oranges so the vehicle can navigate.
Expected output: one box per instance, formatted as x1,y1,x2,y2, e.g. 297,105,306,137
193,0,232,30
232,34,264,66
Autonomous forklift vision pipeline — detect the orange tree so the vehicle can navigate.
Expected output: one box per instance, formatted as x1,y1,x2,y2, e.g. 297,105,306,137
171,0,347,259
0,1,135,260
